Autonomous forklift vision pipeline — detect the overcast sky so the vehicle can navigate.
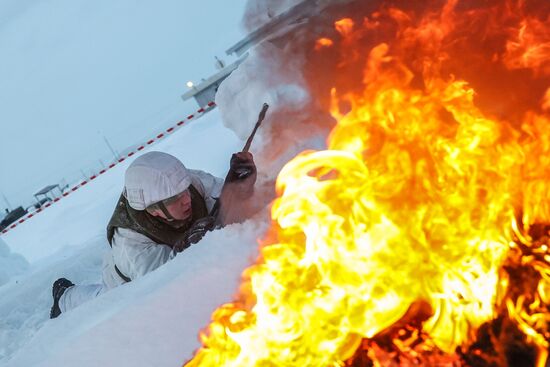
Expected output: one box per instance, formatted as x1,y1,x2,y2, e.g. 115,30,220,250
0,0,248,211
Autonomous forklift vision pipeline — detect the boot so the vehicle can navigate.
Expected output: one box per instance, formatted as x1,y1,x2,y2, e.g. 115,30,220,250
50,278,74,319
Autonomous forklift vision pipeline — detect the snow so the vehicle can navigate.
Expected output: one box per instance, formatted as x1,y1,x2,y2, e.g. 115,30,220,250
4,220,267,367
216,42,328,201
0,109,269,366
0,2,331,366
216,43,310,141
0,237,28,287
3,111,244,265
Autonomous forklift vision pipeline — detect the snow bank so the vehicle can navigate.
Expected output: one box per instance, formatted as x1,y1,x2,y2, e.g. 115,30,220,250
216,43,309,141
4,219,266,367
0,110,248,366
0,236,28,287
0,235,105,362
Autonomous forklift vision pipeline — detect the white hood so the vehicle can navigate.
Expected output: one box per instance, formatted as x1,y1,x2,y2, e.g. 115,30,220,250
123,151,192,210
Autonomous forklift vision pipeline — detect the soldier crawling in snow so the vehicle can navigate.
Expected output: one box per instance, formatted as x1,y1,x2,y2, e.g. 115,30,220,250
50,150,256,318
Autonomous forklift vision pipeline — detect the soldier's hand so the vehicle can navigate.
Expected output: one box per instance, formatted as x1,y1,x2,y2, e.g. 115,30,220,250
218,152,258,226
225,152,257,188
173,216,217,252
173,238,190,253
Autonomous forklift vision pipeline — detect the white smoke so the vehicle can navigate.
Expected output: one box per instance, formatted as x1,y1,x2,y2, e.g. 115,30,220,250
241,0,306,32
216,43,328,208
216,0,341,211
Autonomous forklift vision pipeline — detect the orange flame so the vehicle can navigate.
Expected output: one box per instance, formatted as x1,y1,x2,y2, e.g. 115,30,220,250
185,1,550,366
504,18,550,76
543,89,550,112
335,18,355,37
315,37,334,51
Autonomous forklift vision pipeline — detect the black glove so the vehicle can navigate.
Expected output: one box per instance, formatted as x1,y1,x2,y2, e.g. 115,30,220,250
173,216,217,252
225,152,257,185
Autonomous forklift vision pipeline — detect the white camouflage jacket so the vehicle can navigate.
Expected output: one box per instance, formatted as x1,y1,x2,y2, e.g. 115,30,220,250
101,169,223,289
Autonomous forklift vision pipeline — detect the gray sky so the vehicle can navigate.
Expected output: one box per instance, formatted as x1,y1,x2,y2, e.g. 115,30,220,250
0,0,248,210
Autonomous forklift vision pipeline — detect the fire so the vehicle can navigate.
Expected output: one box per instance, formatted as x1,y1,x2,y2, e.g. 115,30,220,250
503,17,550,75
185,1,550,366
335,18,355,36
315,37,334,50
543,89,550,111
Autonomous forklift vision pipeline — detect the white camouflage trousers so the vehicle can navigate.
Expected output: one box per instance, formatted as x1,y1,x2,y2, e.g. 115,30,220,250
59,284,106,313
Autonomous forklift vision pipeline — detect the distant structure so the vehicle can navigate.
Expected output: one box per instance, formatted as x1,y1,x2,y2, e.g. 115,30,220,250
33,184,63,208
182,0,338,108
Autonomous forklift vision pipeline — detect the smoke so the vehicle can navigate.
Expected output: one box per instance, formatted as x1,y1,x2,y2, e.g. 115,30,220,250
215,41,328,212
215,0,378,212
215,1,336,210
217,0,550,221
215,0,351,186
241,0,305,32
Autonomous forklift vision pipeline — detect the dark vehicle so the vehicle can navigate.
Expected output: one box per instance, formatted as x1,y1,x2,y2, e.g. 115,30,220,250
0,207,27,231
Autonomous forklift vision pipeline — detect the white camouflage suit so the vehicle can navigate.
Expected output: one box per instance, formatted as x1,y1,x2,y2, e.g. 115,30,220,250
59,152,224,313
